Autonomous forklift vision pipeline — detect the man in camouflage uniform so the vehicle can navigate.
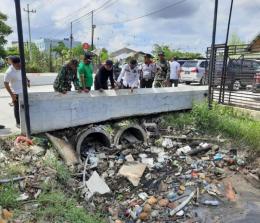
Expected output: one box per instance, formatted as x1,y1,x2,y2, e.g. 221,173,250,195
53,59,80,93
154,52,170,88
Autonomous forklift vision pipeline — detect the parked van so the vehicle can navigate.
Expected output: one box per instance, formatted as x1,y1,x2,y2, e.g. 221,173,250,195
180,60,208,85
214,59,260,90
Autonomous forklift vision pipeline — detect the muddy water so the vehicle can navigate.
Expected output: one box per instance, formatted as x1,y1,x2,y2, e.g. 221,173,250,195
195,174,260,223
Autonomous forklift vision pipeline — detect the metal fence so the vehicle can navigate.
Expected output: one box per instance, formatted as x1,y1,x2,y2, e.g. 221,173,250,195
207,44,260,111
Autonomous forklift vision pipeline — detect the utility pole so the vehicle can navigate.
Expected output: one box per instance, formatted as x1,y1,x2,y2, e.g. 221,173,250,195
23,4,36,61
208,0,218,109
70,22,73,55
91,10,96,51
49,40,52,72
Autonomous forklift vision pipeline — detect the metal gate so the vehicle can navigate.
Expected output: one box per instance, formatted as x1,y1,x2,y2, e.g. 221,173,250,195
207,44,260,111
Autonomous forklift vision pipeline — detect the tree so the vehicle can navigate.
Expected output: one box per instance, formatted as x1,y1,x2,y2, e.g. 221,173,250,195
152,44,203,60
100,48,108,62
6,46,19,56
52,42,69,57
228,32,245,45
72,44,84,59
0,11,12,57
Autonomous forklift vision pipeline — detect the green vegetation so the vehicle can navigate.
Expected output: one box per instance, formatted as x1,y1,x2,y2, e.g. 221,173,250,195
228,32,246,45
0,183,19,209
0,11,12,58
152,44,203,60
43,152,71,185
36,190,104,223
163,102,260,150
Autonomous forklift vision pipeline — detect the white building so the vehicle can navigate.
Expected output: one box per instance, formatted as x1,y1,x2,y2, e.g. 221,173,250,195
34,38,81,52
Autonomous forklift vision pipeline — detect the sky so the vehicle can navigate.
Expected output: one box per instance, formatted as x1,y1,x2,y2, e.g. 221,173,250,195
1,0,260,54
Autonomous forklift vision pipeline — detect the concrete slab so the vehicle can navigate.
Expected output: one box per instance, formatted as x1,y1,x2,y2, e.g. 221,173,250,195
0,85,53,136
20,86,208,134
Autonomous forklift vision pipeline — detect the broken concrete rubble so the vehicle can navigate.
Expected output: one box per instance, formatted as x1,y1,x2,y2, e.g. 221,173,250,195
118,162,146,186
86,171,111,198
46,133,79,166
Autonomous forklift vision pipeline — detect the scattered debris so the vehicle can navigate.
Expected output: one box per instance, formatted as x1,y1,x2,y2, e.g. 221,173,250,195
1,115,259,223
118,162,146,186
85,171,111,199
0,176,34,184
170,190,195,216
176,145,192,155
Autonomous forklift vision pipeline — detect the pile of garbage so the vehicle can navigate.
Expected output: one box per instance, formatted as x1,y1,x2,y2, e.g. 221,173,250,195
77,123,248,223
1,120,259,223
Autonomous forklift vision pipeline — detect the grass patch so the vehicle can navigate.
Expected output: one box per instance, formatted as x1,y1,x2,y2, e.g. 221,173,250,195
43,152,71,185
162,111,194,129
0,183,19,209
35,190,105,223
164,102,260,150
192,103,260,150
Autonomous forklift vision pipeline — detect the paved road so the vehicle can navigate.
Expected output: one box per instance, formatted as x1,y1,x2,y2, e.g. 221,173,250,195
0,85,53,136
0,73,57,89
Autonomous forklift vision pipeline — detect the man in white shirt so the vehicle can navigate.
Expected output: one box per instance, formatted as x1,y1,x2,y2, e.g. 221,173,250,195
139,54,157,88
169,57,181,87
4,56,25,128
117,59,139,92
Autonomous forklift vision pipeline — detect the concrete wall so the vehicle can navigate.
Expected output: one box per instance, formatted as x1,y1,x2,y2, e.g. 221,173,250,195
20,86,208,134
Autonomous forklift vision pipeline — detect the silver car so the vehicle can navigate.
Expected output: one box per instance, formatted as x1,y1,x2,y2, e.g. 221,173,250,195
180,60,208,85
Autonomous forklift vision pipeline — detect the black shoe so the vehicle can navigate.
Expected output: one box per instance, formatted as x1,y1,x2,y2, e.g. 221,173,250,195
0,125,5,129
16,124,20,129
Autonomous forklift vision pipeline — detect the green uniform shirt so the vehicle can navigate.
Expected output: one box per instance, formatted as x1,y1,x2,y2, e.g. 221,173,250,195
53,65,80,93
77,62,93,88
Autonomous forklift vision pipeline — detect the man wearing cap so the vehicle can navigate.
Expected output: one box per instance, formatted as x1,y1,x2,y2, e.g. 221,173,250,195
53,59,80,93
4,56,27,128
77,54,93,92
117,59,139,92
94,60,115,91
139,54,157,88
154,52,170,88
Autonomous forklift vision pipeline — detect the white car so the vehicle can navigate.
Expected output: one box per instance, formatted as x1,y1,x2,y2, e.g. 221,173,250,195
180,60,208,85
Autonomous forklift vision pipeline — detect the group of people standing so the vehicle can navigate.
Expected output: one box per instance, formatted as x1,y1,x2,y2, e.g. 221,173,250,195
53,51,181,94
2,52,180,130
53,54,116,93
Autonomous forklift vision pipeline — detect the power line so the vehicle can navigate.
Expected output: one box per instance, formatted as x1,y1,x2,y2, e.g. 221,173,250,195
94,0,118,15
71,0,113,23
97,0,188,26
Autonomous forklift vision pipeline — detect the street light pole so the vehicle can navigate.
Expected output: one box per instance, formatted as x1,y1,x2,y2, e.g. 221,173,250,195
91,10,96,51
14,0,31,138
70,22,73,54
23,4,36,61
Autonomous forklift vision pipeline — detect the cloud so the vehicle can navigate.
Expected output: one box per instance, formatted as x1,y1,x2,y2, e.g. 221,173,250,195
1,0,260,54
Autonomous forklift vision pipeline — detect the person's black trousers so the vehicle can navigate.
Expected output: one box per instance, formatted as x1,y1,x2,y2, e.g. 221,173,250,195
14,94,20,125
169,79,179,87
140,79,153,88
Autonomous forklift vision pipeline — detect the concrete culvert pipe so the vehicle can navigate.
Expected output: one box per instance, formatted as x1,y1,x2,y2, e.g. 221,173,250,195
114,124,147,147
75,126,111,159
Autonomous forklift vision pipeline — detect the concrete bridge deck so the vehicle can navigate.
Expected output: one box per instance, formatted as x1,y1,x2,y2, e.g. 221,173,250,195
20,86,208,134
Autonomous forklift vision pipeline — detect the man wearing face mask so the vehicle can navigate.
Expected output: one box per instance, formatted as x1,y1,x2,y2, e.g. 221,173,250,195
94,59,115,91
77,54,93,92
117,59,139,92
